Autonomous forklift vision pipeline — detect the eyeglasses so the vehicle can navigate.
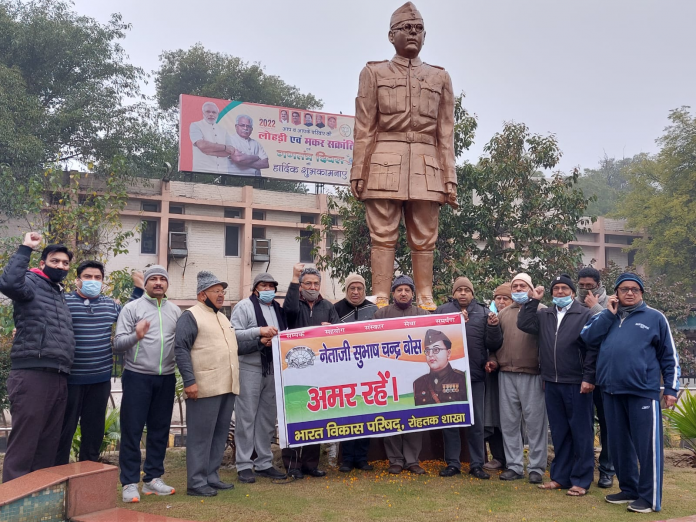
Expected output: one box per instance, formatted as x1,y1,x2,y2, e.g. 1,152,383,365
424,347,446,355
393,23,424,33
236,124,252,129
577,283,598,290
617,287,641,295
301,282,321,289
206,290,227,296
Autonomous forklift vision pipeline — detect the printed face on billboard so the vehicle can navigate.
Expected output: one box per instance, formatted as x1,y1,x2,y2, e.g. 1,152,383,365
179,94,353,185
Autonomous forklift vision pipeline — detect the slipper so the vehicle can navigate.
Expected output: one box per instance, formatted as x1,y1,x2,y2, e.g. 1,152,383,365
567,486,588,496
538,481,565,490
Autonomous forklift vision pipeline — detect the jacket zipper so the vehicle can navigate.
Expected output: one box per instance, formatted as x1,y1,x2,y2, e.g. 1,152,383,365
158,300,164,375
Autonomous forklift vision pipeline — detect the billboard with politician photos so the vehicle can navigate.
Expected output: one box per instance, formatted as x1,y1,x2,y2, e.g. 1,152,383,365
179,94,354,186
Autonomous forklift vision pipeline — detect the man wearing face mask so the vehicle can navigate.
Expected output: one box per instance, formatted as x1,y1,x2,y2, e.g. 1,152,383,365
334,274,378,472
231,273,288,484
575,266,614,489
517,275,596,497
434,277,502,480
0,233,75,482
281,264,339,478
373,274,430,474
55,261,144,466
175,272,240,497
114,265,181,503
490,273,548,484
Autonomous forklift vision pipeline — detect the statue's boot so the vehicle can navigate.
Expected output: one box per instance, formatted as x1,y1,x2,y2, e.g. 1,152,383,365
412,251,437,311
371,247,395,308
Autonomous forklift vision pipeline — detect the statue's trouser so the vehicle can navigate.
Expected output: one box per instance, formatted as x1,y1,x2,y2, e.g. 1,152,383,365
364,199,439,302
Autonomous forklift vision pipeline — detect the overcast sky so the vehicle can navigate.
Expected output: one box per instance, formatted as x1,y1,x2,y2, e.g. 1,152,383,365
73,0,696,174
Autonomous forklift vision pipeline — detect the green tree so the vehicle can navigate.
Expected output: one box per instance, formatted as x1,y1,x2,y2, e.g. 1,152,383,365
308,95,594,302
575,155,634,217
0,0,156,172
155,44,323,112
617,107,696,283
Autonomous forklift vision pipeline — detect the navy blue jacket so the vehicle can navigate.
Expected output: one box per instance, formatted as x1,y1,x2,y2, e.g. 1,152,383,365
517,299,596,385
580,302,680,401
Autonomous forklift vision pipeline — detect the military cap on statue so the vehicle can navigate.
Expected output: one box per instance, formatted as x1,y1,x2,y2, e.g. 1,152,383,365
390,2,423,28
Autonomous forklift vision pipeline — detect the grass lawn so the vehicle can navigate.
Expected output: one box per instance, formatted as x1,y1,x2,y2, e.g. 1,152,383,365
125,449,696,522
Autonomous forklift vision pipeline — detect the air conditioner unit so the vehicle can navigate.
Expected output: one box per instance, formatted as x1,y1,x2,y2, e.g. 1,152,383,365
169,231,188,258
252,238,271,262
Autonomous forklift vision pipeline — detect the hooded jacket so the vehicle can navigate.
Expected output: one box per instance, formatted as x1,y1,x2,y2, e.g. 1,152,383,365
114,293,181,375
517,299,596,384
282,282,339,328
435,299,502,382
580,302,680,401
0,245,75,373
575,284,609,316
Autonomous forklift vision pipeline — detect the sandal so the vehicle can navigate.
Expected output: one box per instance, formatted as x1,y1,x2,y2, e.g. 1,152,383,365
538,481,565,490
567,486,587,496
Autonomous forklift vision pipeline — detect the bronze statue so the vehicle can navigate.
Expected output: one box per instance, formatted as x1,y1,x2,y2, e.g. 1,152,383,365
350,2,457,311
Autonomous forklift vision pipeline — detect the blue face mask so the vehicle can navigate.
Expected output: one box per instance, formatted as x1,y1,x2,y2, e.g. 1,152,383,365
80,279,102,298
489,301,498,314
258,290,276,304
511,292,529,304
553,295,573,308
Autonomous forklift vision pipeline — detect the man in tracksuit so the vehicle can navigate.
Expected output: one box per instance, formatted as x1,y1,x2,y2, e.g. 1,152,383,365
518,274,596,497
581,272,680,513
114,265,182,503
435,276,502,480
334,273,378,473
281,264,339,478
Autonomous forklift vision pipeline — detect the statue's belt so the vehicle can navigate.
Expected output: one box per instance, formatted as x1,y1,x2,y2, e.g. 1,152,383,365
376,132,436,146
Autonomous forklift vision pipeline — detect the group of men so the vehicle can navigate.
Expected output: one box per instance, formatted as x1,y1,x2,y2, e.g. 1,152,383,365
0,232,681,514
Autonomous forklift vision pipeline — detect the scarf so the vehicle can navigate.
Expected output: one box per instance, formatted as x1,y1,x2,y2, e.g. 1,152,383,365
250,293,287,377
618,301,643,320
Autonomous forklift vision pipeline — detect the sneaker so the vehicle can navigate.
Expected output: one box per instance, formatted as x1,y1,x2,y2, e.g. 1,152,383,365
255,467,287,480
122,483,140,503
237,469,256,483
606,492,639,504
142,478,175,496
627,499,654,513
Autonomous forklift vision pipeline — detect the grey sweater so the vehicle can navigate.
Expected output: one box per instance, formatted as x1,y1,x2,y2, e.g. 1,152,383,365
114,294,181,375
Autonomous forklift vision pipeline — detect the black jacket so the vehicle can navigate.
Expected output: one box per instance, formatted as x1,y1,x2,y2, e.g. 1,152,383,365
334,298,378,323
435,300,503,383
0,245,75,373
517,299,596,384
283,282,340,328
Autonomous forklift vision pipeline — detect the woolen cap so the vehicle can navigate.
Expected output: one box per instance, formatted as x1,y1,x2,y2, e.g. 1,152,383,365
424,329,451,348
391,274,415,293
252,272,278,291
196,271,228,294
344,273,366,291
390,2,423,28
614,272,645,292
493,283,512,298
550,274,576,293
511,272,533,290
144,265,169,285
452,276,474,296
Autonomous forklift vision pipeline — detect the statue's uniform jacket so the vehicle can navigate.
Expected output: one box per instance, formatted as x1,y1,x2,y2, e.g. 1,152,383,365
350,54,456,203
